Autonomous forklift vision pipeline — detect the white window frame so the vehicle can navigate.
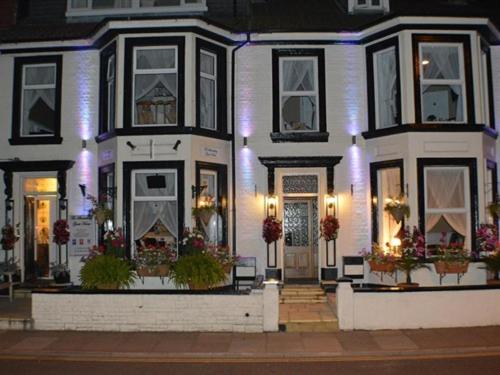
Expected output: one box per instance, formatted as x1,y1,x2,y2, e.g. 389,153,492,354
419,42,467,124
424,166,471,250
376,167,402,249
199,50,217,131
21,63,57,137
200,169,218,201
279,56,320,133
106,54,116,131
132,45,178,127
67,0,207,17
373,46,398,129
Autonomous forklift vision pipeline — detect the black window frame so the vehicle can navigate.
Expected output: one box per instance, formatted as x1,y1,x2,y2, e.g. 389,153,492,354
271,49,328,143
370,159,404,245
486,159,498,224
412,34,475,126
480,40,496,130
195,38,227,137
99,41,117,136
366,36,402,134
10,55,63,145
123,36,185,133
417,157,478,253
97,163,116,241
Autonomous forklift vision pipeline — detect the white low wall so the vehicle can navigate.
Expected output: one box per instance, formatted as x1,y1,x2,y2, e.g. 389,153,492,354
337,281,500,330
32,282,279,333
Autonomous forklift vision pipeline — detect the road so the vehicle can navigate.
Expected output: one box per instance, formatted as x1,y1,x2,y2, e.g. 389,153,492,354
1,354,500,375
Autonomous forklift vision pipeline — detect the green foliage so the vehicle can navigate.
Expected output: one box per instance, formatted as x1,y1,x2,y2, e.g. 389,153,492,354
482,252,500,280
80,255,136,290
171,252,226,289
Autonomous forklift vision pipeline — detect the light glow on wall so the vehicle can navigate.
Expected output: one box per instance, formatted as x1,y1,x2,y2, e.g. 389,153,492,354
74,51,95,141
75,149,94,215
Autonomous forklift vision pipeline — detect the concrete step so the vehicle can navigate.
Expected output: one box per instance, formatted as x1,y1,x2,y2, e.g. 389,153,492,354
0,317,33,330
283,321,339,333
13,289,32,299
280,298,328,304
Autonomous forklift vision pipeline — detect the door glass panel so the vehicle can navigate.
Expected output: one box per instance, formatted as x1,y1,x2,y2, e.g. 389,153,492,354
284,202,309,247
282,175,318,194
23,178,57,193
36,199,50,277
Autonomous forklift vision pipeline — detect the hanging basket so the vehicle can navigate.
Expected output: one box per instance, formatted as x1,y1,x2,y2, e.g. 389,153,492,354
389,208,406,224
368,260,396,273
95,209,112,225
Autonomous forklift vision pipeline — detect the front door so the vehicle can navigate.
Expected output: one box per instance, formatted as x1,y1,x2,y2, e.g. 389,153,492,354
283,198,317,280
24,195,57,280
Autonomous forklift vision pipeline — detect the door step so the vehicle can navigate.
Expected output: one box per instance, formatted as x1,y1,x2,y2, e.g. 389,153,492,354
0,317,33,330
13,289,32,299
282,321,339,333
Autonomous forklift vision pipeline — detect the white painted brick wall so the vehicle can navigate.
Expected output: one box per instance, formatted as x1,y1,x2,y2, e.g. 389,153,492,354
32,287,278,332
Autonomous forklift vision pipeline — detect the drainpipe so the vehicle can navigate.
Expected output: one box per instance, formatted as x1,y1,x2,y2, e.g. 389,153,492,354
231,33,250,284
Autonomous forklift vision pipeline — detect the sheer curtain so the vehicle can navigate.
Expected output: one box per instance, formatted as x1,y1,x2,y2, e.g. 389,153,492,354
200,78,215,129
425,168,467,237
133,174,178,242
380,168,401,247
422,46,463,121
282,60,315,129
376,49,397,128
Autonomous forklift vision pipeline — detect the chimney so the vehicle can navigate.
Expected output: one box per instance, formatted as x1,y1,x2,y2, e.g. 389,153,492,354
0,0,18,30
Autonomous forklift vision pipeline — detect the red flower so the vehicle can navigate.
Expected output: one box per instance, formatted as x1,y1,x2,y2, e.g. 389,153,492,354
320,215,339,241
53,219,70,246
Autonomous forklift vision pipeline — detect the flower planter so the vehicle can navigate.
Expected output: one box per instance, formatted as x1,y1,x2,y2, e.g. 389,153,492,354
53,272,70,284
188,282,210,291
434,261,469,275
368,260,395,273
137,265,169,277
157,264,169,277
223,264,233,274
397,282,419,288
136,267,155,277
96,283,119,290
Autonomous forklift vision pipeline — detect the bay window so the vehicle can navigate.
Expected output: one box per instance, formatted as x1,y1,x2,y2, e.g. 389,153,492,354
199,50,217,130
99,42,116,135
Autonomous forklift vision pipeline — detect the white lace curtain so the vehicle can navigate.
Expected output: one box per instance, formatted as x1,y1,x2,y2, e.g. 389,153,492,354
282,60,315,129
376,49,397,128
422,46,463,121
133,174,177,243
135,50,176,102
425,168,467,237
380,168,401,246
23,66,56,134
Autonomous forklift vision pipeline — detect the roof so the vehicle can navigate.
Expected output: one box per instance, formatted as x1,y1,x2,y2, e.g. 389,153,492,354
0,0,499,44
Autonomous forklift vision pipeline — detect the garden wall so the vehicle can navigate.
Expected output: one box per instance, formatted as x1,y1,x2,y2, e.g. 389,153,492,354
337,280,500,330
32,283,279,333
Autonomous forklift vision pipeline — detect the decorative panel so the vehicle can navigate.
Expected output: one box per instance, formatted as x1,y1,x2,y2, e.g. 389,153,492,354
282,175,318,194
284,202,309,246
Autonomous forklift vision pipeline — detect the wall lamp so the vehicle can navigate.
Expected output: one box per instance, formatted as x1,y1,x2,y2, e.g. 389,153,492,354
325,194,337,216
126,141,137,150
173,140,181,151
82,140,87,149
78,184,86,197
243,137,248,148
266,195,278,217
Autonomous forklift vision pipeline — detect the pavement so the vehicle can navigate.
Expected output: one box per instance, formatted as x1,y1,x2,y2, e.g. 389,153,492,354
0,327,500,362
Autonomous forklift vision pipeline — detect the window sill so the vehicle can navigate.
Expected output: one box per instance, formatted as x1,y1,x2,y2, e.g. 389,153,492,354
270,132,329,143
9,137,63,145
362,124,497,140
95,127,231,143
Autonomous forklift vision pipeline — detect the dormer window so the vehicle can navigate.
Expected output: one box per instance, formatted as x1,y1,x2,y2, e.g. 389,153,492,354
349,0,389,14
67,0,207,17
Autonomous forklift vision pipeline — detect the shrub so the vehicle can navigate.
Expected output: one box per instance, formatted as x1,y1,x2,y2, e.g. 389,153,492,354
80,255,136,290
170,252,226,290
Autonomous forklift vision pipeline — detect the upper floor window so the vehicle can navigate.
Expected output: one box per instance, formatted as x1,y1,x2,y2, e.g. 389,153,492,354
195,38,227,135
10,56,63,145
349,0,389,14
271,49,327,142
124,37,185,130
480,43,495,129
413,35,474,125
67,0,207,17
99,42,116,135
199,51,217,130
366,37,401,132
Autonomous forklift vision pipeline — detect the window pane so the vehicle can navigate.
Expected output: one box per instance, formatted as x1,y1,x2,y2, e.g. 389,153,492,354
282,60,314,92
22,88,55,136
421,45,460,80
426,168,465,209
108,80,115,130
135,74,177,125
136,49,175,70
422,84,463,122
375,48,398,128
141,0,181,6
200,52,215,75
200,173,216,198
426,213,467,247
135,172,176,197
378,167,401,248
71,0,88,8
283,175,318,194
200,77,215,130
25,66,56,86
282,95,317,131
133,201,178,245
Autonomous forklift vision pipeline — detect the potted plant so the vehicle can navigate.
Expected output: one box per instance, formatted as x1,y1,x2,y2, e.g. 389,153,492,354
481,249,500,284
102,228,126,258
192,196,216,225
487,197,500,218
395,226,429,287
476,224,498,255
208,244,240,274
170,252,226,290
50,262,70,284
432,235,470,276
87,194,113,225
80,254,136,290
262,216,282,244
134,242,177,277
360,243,397,273
384,195,410,224
320,215,340,241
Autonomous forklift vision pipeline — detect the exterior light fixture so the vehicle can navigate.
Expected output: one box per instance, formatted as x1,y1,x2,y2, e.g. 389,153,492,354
243,136,248,147
352,135,356,145
325,194,337,216
82,139,87,149
266,195,278,217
